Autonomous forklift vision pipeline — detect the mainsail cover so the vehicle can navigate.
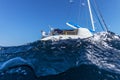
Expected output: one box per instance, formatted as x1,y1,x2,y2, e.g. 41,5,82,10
66,22,81,29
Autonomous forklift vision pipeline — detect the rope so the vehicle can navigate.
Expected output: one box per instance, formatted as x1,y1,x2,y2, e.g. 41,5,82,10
91,1,104,31
93,0,108,32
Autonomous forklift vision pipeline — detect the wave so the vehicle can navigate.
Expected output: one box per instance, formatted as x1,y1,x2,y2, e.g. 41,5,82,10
0,31,120,80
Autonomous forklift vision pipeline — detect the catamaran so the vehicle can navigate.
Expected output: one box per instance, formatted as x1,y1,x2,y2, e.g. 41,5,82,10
41,0,108,41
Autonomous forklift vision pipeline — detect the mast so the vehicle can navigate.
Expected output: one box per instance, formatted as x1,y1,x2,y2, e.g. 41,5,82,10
87,0,95,31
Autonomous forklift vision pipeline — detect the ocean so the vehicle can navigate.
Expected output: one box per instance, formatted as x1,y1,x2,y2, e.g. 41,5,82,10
0,31,120,80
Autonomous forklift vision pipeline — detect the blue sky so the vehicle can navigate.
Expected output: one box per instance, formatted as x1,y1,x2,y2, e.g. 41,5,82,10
0,0,120,46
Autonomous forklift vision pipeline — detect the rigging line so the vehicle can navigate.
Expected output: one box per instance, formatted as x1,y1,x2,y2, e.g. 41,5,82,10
77,0,82,24
91,3,105,31
67,0,75,22
79,0,88,27
82,0,87,27
93,0,108,32
77,0,85,25
67,0,73,22
92,0,105,30
90,0,104,31
67,1,71,21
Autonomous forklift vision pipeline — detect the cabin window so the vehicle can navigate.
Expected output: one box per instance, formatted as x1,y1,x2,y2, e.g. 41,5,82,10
63,29,78,35
51,29,78,35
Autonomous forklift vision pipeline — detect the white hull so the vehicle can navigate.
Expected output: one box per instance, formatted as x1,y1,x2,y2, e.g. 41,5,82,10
41,35,91,41
41,28,93,41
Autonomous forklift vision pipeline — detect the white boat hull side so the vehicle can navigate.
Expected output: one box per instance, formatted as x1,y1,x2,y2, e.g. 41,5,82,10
77,28,93,38
41,28,93,41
